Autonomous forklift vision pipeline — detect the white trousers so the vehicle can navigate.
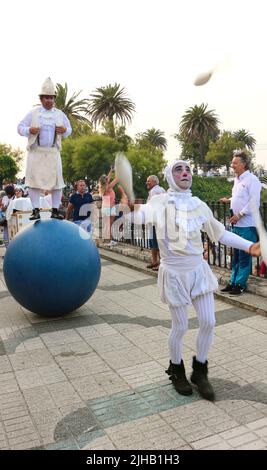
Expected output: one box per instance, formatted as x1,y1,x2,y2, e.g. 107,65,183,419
28,188,62,209
168,292,215,364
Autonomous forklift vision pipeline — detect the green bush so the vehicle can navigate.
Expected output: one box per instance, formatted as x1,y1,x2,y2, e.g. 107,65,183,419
191,176,233,202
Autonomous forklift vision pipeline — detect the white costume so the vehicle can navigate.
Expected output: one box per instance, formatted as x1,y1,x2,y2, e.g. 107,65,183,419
17,78,72,213
134,160,254,400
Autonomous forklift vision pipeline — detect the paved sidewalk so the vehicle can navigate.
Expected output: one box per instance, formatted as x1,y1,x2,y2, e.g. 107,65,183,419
0,247,266,450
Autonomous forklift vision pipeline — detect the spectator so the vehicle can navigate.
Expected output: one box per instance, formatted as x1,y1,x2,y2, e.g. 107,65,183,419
220,150,262,295
98,167,118,244
65,180,94,233
1,185,15,248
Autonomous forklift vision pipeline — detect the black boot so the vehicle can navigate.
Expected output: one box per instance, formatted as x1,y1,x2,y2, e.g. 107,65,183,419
190,356,215,401
51,208,64,220
166,360,193,396
220,283,233,293
29,208,40,220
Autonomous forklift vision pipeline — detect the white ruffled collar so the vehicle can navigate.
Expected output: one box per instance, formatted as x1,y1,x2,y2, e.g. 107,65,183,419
167,189,202,211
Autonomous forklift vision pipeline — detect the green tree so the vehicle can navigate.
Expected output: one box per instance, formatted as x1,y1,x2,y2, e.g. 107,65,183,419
0,144,23,166
0,146,19,187
233,129,256,151
206,131,243,175
64,134,123,187
126,145,167,199
136,128,167,151
88,83,135,137
178,103,220,171
61,139,78,183
55,83,91,134
102,122,133,151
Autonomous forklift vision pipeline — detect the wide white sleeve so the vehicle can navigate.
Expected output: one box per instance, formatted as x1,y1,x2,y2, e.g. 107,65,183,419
219,230,253,251
202,205,225,242
17,111,32,137
62,112,72,138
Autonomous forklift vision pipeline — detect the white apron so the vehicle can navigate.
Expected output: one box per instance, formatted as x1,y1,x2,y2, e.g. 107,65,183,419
25,146,64,190
25,107,65,190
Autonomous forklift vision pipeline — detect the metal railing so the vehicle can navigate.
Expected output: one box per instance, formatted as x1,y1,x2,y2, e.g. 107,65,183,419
115,202,267,278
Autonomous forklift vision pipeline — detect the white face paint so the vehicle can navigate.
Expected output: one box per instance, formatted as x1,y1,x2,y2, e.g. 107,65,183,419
172,162,192,191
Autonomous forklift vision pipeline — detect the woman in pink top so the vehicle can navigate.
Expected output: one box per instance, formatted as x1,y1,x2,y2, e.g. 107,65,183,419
98,167,118,243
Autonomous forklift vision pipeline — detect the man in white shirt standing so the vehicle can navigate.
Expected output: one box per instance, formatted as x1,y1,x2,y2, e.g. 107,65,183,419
18,78,72,220
146,175,165,271
220,150,262,295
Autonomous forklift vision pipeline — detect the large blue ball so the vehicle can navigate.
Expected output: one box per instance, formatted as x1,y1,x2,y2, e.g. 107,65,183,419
3,220,101,317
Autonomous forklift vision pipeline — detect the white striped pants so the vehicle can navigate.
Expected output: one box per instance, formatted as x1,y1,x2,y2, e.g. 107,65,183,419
168,292,215,364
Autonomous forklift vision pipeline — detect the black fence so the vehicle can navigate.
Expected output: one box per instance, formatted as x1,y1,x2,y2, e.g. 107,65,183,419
116,202,267,278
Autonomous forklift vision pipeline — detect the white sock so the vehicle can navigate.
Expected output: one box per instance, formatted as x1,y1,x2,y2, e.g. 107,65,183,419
28,188,41,209
51,189,62,209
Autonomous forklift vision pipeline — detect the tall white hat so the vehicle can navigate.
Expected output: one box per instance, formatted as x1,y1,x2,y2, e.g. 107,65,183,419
39,77,56,96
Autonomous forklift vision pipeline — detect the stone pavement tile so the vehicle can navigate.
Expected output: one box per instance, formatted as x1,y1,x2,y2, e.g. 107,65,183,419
117,361,166,387
71,375,108,401
0,356,12,373
55,352,110,380
40,329,83,347
28,348,55,367
93,370,129,394
228,431,259,447
46,381,82,408
0,372,20,394
0,405,29,422
192,434,226,449
230,409,266,425
30,409,62,446
37,364,67,385
246,417,267,430
203,442,233,450
15,368,44,389
23,337,47,351
82,435,116,450
23,386,57,412
8,351,34,371
45,438,79,450
235,440,266,450
48,340,93,357
100,347,151,369
206,419,239,434
0,440,8,450
86,334,133,354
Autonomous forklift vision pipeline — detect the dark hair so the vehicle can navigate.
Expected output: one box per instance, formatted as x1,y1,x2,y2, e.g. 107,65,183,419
5,185,15,197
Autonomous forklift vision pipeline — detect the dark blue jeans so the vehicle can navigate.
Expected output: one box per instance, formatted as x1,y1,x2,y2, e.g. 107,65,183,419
230,226,258,288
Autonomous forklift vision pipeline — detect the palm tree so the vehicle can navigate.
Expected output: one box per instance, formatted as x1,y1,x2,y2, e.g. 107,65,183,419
88,83,135,137
137,128,167,151
233,129,256,151
179,103,220,171
55,83,91,127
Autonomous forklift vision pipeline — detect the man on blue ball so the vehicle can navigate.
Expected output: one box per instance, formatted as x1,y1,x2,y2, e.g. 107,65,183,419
18,78,72,220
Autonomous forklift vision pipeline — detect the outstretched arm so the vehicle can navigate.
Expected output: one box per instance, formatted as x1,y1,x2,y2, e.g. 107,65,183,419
219,230,261,257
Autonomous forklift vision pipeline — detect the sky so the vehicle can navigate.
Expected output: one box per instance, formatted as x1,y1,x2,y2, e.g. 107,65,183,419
1,0,267,175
